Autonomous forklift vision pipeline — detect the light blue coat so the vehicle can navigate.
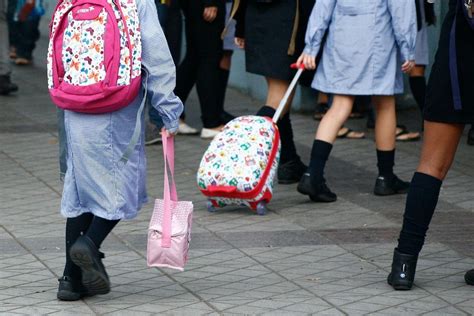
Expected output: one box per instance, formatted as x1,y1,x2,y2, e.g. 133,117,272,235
61,0,183,220
304,0,417,95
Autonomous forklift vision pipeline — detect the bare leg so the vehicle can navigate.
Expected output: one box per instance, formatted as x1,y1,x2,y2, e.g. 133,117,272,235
371,96,412,195
389,121,464,290
258,77,303,183
297,95,354,202
372,95,396,151
265,77,295,114
417,121,463,180
220,51,232,70
315,95,355,143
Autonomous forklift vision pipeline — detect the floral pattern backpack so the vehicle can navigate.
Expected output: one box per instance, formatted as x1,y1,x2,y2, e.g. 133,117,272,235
47,0,142,113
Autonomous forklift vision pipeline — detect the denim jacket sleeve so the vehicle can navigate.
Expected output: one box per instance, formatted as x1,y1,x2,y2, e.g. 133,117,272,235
387,0,417,62
303,0,336,57
139,0,184,133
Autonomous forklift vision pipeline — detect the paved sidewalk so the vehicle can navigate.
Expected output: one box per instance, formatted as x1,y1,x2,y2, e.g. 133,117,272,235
1,34,473,315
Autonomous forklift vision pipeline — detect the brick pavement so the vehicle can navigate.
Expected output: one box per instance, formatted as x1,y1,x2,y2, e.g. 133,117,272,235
0,33,473,315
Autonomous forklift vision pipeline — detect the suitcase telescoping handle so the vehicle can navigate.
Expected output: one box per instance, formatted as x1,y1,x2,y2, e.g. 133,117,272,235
272,63,305,123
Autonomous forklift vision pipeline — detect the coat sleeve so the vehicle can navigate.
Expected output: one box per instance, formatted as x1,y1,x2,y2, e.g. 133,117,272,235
387,0,417,62
303,0,337,57
139,0,183,133
233,0,247,38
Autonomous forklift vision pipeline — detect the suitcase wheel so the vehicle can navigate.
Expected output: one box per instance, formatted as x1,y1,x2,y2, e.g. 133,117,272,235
256,201,268,216
207,200,217,213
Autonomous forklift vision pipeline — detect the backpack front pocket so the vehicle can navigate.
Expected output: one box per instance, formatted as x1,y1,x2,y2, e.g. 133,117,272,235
62,5,109,86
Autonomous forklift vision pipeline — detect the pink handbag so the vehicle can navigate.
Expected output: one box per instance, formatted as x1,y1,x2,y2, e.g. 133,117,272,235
147,135,193,271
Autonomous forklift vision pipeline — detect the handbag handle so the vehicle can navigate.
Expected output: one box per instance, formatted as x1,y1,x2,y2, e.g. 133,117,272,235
161,133,177,248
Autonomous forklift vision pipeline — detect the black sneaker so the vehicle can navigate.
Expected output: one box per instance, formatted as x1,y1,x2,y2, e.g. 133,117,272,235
297,173,337,202
374,175,410,196
278,158,307,184
465,269,474,285
0,75,18,95
57,276,90,301
70,236,111,295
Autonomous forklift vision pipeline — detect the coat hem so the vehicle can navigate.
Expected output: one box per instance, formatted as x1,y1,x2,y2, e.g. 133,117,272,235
61,196,148,221
312,84,403,96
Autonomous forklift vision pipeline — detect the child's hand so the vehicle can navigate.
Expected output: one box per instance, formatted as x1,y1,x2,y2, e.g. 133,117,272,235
203,6,218,22
234,37,245,49
401,60,415,73
296,53,316,70
161,128,177,137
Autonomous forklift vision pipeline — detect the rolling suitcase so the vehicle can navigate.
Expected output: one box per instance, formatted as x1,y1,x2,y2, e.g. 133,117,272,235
197,65,304,215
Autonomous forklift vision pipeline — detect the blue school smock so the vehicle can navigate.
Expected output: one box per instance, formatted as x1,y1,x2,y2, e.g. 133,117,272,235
304,0,417,95
61,0,183,220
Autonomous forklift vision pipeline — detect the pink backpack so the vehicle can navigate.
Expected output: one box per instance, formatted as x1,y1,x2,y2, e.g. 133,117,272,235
47,0,142,113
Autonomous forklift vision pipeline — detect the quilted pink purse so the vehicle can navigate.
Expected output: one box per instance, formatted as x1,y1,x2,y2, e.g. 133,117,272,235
147,135,193,271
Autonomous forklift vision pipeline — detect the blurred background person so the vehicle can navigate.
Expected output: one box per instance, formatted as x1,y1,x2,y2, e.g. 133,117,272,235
146,0,186,145
7,0,44,65
216,0,238,125
388,0,474,290
297,0,417,203
174,0,227,139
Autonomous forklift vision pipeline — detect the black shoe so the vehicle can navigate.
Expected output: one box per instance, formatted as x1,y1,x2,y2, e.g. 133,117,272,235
57,276,90,301
278,158,307,184
465,269,474,285
374,175,410,196
387,248,418,291
468,128,474,146
70,236,111,295
297,173,337,202
0,74,18,95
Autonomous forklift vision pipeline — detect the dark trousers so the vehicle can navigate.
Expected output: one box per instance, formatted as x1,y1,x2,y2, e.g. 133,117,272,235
149,0,182,128
7,0,40,60
175,0,225,128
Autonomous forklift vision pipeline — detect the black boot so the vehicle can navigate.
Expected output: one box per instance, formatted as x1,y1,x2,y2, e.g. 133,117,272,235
0,74,18,95
278,158,307,184
297,173,337,202
57,276,91,301
374,175,410,196
70,236,111,295
465,269,474,285
387,248,418,290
